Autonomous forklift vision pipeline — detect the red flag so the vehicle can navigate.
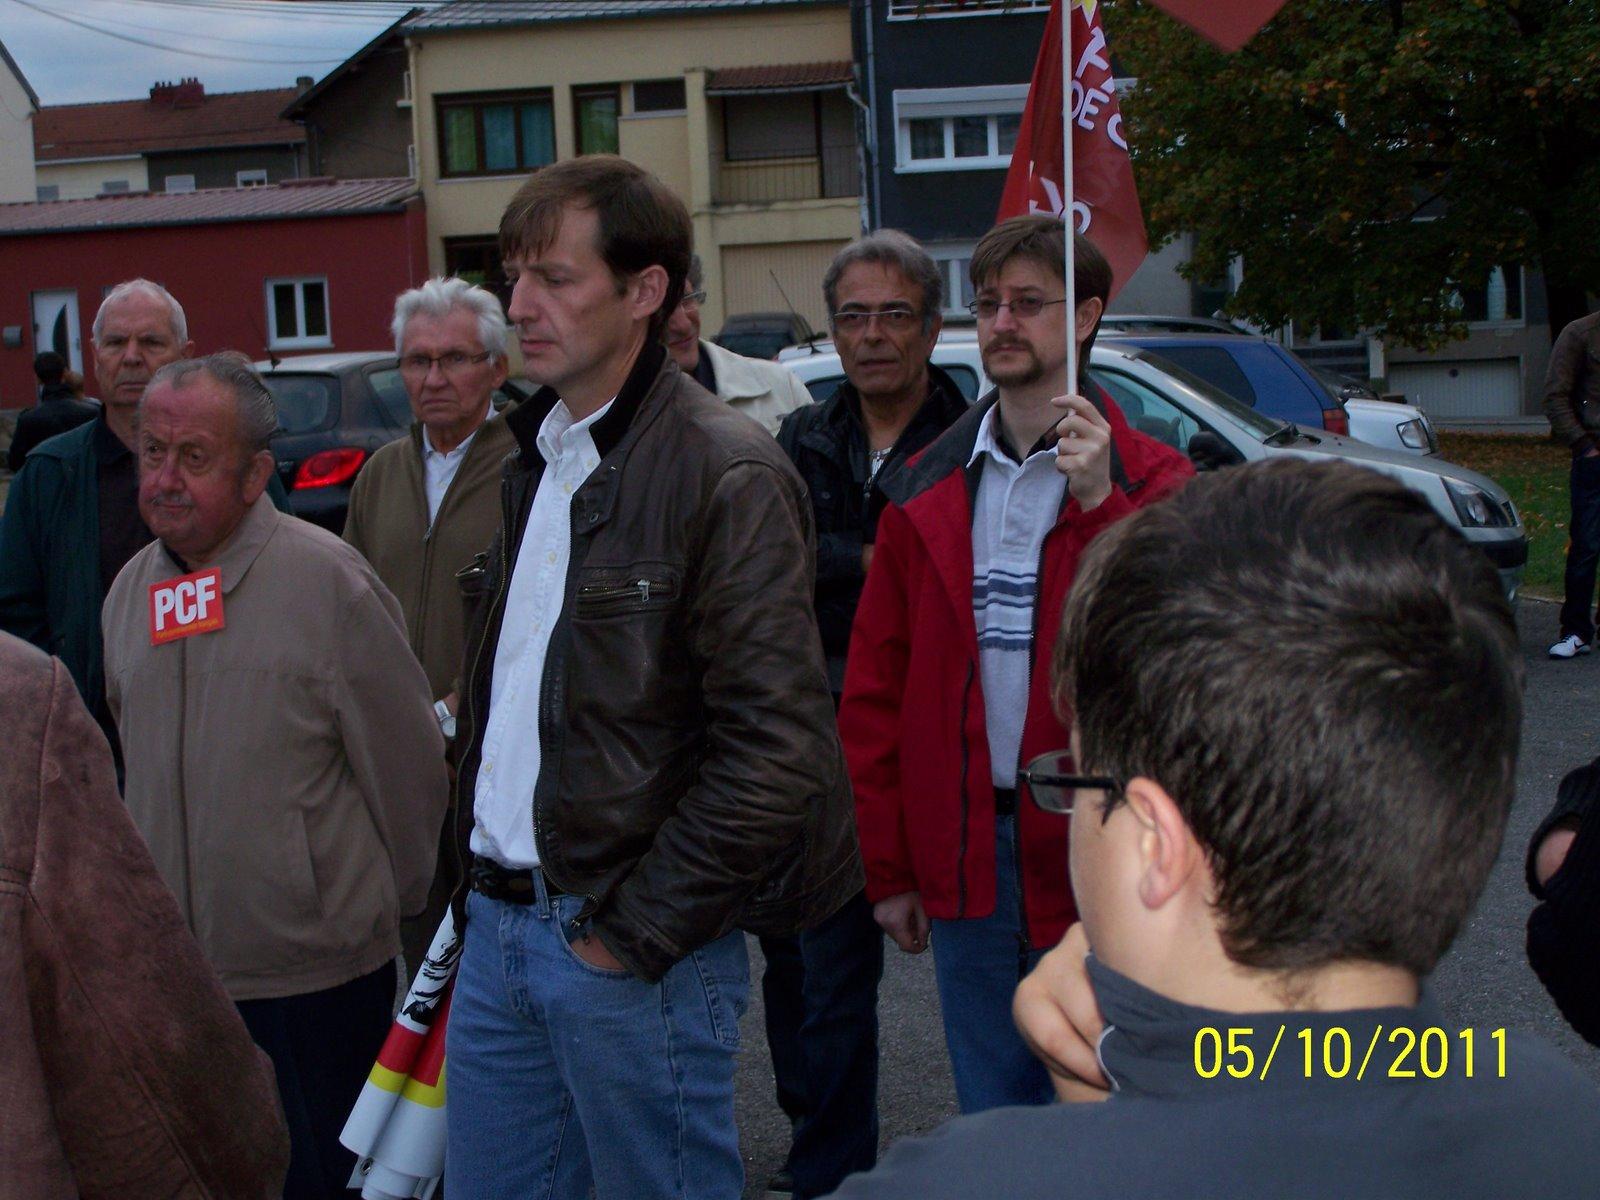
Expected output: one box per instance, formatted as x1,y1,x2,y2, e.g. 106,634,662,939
1146,0,1287,52
997,0,1146,297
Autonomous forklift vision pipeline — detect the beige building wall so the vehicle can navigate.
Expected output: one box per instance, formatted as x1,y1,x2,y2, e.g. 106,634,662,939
0,65,36,203
35,157,150,200
408,4,858,333
721,239,846,331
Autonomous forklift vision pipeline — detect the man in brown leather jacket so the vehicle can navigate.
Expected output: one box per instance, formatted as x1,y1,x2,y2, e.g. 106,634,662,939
443,155,859,1200
0,630,288,1199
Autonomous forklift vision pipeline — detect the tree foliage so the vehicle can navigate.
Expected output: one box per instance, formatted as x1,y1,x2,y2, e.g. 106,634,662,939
1106,0,1600,347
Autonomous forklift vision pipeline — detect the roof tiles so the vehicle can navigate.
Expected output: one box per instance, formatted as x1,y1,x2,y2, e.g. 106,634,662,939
405,0,837,31
33,86,305,163
705,60,852,92
0,177,418,237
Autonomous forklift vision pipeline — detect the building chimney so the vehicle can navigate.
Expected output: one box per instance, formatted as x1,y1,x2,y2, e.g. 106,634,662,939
296,75,314,92
149,80,175,105
173,77,205,108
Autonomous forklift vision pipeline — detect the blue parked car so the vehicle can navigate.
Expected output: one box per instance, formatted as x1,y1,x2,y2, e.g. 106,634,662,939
1101,332,1350,436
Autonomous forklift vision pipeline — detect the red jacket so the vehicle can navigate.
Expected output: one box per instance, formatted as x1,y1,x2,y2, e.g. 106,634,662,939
840,388,1193,949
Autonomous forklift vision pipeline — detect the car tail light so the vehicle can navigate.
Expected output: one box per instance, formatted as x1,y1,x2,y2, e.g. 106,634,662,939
293,447,366,489
1321,406,1350,436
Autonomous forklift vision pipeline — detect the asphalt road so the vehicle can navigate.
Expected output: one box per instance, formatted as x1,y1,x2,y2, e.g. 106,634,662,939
731,595,1600,1195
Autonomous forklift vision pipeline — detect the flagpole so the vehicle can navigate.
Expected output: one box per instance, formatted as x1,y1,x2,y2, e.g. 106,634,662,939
1061,0,1077,397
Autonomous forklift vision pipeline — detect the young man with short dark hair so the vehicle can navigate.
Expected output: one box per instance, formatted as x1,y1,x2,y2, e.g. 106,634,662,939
840,216,1192,1112
445,155,858,1200
833,459,1600,1199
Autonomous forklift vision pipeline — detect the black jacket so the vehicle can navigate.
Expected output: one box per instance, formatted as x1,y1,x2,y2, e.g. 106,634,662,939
1527,754,1600,1045
451,343,861,982
7,390,98,473
776,363,969,690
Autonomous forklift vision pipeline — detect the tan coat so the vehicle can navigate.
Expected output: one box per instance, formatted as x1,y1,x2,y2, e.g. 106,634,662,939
701,339,812,435
342,414,514,700
0,631,288,1199
103,498,449,1001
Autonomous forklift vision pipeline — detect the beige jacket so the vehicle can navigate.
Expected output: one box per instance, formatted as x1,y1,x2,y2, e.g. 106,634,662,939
343,414,514,699
701,339,811,435
103,498,449,1001
0,633,288,1198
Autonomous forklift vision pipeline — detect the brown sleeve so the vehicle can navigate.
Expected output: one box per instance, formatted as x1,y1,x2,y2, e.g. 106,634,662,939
25,657,290,1199
1543,323,1593,451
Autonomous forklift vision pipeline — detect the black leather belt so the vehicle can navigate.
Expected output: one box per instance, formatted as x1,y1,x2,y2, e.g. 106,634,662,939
994,786,1018,816
469,857,566,904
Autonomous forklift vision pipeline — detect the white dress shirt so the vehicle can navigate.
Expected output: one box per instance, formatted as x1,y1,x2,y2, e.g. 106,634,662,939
470,398,612,868
422,426,478,524
968,404,1067,789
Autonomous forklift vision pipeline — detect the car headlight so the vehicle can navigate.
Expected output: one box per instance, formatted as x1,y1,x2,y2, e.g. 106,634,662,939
1445,479,1513,528
1398,418,1429,450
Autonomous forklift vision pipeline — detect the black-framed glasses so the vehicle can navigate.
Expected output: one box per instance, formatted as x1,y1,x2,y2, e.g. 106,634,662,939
1019,750,1121,815
831,306,920,333
680,289,708,310
399,350,494,378
966,296,1068,321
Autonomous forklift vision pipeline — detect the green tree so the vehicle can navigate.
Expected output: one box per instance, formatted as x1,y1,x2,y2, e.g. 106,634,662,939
1106,0,1600,348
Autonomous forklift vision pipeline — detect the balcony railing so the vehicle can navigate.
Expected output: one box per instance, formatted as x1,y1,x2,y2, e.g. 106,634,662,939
714,143,858,206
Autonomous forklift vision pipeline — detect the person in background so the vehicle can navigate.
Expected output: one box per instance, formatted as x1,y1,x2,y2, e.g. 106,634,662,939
1543,309,1600,659
757,231,968,1200
343,277,517,972
662,253,812,435
840,216,1192,1113
103,353,448,1199
7,351,96,472
834,459,1600,1200
0,629,289,1199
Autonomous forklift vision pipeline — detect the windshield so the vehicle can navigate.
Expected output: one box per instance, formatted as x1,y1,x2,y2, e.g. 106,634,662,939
259,373,337,435
1124,349,1292,441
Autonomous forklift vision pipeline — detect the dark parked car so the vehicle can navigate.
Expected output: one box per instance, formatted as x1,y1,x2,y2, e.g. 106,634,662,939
714,311,816,360
256,351,528,533
1099,314,1250,336
1100,332,1351,436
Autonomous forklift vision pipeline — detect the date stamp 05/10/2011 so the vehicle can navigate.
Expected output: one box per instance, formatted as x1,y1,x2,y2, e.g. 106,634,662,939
1193,1026,1508,1082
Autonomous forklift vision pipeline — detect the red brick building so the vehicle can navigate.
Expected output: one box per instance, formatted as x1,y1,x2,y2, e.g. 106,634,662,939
0,177,427,408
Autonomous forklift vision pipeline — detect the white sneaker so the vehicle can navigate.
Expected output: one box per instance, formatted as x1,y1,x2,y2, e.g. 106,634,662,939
1549,634,1592,659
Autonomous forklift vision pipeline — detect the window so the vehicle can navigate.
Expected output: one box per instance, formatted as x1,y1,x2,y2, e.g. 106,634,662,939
236,169,268,187
574,86,620,156
724,93,819,161
1454,265,1524,325
101,180,130,194
258,373,337,434
437,90,556,178
266,277,331,350
894,86,1027,171
35,184,58,201
631,78,686,114
889,0,1050,15
1147,346,1259,407
928,242,977,317
444,237,512,311
165,174,196,193
366,367,413,427
1089,369,1202,454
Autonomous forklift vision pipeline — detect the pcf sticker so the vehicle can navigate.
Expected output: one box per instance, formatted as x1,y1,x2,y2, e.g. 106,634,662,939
148,567,225,645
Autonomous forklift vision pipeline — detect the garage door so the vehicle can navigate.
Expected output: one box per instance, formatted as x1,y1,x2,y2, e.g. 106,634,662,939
720,240,847,333
1388,358,1521,419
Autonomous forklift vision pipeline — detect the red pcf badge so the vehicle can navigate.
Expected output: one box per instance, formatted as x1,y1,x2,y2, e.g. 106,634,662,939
148,567,225,646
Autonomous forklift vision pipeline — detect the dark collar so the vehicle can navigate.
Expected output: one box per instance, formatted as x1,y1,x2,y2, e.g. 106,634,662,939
504,340,667,469
1089,956,1441,1100
92,411,131,464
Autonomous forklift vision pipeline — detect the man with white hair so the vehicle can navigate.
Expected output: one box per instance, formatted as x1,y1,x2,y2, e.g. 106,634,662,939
343,275,517,968
0,279,284,754
103,352,448,1199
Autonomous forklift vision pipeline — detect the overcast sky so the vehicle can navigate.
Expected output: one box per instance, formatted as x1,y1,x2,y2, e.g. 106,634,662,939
2,0,425,105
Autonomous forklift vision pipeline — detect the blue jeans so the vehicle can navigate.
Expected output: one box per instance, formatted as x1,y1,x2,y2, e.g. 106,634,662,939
930,815,1054,1113
445,883,749,1200
759,889,885,1198
1561,452,1600,642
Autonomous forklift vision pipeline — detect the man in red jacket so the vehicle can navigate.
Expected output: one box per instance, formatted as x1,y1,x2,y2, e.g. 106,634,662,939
840,215,1193,1112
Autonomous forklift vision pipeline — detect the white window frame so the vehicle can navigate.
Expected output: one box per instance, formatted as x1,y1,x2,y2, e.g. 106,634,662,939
1461,264,1527,330
893,85,1027,173
164,174,196,193
927,241,978,318
236,168,269,187
266,277,332,350
888,0,1050,18
35,184,59,201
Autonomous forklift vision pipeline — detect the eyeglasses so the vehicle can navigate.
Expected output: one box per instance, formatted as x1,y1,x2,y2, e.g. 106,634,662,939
679,289,708,310
399,350,494,378
1019,751,1121,815
831,307,921,333
966,296,1068,321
